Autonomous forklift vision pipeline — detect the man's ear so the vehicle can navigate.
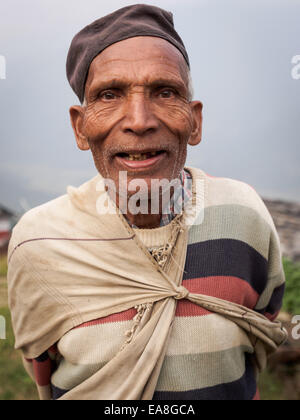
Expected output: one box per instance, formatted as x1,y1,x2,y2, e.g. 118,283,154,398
188,101,203,146
69,106,90,151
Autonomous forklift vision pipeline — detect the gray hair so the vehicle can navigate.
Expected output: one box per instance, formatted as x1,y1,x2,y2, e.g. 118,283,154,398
186,69,194,101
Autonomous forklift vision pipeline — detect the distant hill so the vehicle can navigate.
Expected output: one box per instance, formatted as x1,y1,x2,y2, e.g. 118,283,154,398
264,199,300,262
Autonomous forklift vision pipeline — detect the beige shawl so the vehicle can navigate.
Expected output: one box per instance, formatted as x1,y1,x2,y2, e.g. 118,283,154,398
7,167,287,400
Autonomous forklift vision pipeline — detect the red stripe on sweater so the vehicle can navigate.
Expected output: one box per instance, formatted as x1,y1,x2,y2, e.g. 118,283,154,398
76,276,258,326
48,344,58,354
175,276,259,317
175,301,211,317
32,359,52,386
253,388,260,400
264,310,280,322
75,307,137,329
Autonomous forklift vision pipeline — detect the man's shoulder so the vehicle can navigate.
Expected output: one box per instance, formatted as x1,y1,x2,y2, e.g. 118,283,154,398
8,173,102,256
189,166,261,199
188,167,274,227
9,194,70,251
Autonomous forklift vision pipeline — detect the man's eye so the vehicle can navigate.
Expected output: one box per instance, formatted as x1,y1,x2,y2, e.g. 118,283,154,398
99,91,118,100
158,89,176,99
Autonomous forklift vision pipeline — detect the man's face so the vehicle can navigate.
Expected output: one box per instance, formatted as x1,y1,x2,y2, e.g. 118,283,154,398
70,36,202,195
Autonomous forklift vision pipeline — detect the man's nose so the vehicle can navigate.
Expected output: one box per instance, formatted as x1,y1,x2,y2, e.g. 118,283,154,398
122,94,159,136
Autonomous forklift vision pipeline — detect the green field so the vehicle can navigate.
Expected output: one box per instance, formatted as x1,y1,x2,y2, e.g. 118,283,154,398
0,306,38,400
0,256,299,400
0,255,38,400
0,255,8,278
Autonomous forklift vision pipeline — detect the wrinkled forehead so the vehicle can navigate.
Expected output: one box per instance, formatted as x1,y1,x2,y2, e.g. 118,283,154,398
85,36,189,92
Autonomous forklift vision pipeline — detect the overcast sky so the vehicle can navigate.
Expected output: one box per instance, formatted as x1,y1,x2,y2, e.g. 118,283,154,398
0,0,299,213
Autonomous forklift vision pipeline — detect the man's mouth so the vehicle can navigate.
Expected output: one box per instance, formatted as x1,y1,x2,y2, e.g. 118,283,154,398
117,151,164,161
114,150,167,170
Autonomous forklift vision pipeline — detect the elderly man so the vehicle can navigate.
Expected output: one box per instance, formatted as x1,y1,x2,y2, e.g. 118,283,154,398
8,5,286,401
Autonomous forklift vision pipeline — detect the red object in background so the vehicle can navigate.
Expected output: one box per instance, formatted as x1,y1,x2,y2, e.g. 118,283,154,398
0,216,13,251
0,232,10,239
0,205,17,253
0,231,11,253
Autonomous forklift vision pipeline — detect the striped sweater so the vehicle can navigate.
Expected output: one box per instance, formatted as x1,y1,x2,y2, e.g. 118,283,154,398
15,169,285,400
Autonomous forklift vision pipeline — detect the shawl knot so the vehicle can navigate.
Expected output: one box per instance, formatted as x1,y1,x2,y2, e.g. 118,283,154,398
174,286,190,300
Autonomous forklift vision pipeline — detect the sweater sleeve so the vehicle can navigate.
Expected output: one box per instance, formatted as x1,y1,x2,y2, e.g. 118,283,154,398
22,345,58,400
254,208,286,322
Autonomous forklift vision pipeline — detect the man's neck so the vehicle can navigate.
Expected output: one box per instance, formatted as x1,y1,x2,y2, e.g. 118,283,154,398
105,169,190,229
116,195,163,229
124,211,162,229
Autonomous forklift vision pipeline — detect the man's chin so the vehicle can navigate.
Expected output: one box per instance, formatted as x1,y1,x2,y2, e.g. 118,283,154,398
98,156,184,202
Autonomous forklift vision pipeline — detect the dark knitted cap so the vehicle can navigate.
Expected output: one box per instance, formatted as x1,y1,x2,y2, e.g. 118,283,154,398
66,4,190,103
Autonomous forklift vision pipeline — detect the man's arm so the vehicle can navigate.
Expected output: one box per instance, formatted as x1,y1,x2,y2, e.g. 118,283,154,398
21,345,58,400
254,223,286,322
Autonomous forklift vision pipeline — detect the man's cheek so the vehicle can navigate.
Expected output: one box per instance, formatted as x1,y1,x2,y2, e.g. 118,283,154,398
89,143,109,176
83,107,119,139
156,104,193,135
156,101,192,124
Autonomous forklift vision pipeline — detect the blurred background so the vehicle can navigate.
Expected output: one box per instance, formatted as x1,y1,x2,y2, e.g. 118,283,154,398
0,0,299,400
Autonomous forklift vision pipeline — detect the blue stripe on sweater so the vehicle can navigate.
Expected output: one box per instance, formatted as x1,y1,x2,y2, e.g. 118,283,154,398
183,239,268,295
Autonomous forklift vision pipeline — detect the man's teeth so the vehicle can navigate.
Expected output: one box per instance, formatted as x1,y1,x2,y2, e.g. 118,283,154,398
127,152,158,161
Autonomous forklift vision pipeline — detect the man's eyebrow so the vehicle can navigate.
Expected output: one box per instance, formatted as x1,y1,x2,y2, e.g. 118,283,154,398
87,79,128,96
89,79,128,91
146,78,187,91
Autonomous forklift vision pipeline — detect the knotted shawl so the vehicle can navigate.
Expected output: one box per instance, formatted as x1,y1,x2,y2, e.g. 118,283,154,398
7,167,287,400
